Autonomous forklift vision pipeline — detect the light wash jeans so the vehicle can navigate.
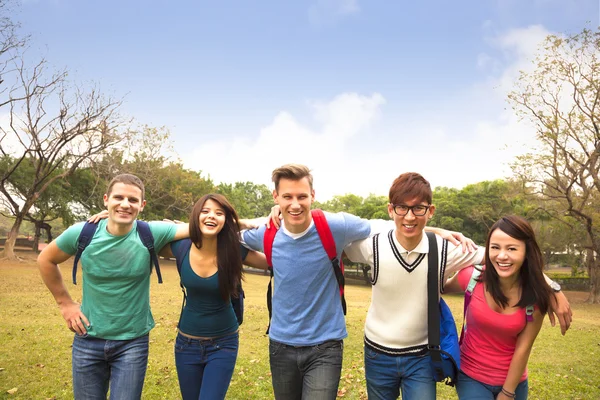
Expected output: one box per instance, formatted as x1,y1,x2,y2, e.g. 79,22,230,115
72,333,149,400
364,345,436,400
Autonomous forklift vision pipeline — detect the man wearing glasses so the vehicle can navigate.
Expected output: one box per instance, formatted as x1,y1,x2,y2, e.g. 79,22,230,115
343,172,571,400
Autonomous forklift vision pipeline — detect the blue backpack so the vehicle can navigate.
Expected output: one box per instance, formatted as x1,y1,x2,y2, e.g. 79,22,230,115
172,238,244,326
72,220,162,285
426,232,461,387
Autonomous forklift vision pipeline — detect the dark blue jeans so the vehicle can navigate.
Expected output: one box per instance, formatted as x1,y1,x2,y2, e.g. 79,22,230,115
457,370,528,399
174,331,239,400
72,333,149,400
364,346,436,400
269,339,343,400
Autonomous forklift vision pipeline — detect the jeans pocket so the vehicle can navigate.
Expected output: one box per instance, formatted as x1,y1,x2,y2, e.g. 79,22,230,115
269,340,283,356
174,335,190,353
364,347,379,360
215,335,239,354
316,340,343,352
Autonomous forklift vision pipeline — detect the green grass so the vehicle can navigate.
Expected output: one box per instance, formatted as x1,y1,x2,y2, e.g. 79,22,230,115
1,254,599,399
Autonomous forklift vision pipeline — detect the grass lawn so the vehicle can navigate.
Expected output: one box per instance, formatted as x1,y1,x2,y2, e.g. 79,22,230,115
0,252,598,399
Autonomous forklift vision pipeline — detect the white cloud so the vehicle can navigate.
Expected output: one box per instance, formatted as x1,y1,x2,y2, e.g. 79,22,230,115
308,0,360,27
182,92,384,201
181,25,554,203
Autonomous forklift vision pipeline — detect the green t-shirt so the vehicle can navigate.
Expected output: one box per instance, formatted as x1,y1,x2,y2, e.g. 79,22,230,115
56,219,177,340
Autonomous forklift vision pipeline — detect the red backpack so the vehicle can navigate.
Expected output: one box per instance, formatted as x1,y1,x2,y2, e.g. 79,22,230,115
263,209,346,333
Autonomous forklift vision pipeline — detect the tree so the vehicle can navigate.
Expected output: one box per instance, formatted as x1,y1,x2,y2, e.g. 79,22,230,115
0,57,125,259
216,182,272,219
508,28,600,303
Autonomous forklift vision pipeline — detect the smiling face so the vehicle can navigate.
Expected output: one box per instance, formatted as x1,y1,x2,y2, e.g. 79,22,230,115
103,182,146,229
387,196,435,250
488,228,526,282
273,177,315,234
198,199,226,237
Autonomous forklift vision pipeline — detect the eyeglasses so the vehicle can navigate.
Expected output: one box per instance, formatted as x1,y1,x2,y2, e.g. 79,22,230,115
392,204,431,216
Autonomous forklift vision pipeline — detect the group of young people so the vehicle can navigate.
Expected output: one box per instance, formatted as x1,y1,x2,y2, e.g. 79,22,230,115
38,164,572,400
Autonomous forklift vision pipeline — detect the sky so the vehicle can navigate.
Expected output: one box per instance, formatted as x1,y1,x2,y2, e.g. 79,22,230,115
11,0,599,200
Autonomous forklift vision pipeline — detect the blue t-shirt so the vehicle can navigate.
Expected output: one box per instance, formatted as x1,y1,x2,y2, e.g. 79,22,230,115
243,211,371,346
171,240,248,337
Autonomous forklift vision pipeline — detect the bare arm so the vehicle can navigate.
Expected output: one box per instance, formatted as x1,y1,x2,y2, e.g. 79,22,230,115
425,226,478,252
173,223,190,240
545,289,572,335
497,309,545,399
37,242,90,335
244,250,269,270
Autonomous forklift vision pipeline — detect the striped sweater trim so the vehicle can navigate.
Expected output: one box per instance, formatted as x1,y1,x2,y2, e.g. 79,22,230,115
440,238,448,293
372,233,380,285
364,336,428,356
387,230,426,273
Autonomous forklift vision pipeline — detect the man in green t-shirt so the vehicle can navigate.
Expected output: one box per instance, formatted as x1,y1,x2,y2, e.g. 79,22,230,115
38,174,189,400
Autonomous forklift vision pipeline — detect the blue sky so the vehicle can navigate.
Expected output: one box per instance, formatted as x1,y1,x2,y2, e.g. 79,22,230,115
14,0,598,200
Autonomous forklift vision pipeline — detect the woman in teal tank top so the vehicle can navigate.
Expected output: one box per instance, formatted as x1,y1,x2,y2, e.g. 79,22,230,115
160,194,268,400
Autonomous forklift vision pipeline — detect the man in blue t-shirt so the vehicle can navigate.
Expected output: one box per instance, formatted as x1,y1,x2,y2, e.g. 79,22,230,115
38,174,189,400
243,164,366,399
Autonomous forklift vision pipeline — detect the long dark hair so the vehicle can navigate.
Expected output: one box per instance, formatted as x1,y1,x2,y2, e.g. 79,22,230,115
483,215,553,314
188,194,243,300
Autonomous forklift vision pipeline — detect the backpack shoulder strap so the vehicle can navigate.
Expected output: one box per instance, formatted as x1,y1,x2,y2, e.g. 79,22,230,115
312,209,346,315
73,221,99,285
466,266,482,294
263,224,278,268
263,225,278,334
460,265,482,343
172,238,192,328
525,305,534,322
136,221,162,284
426,231,444,379
173,238,193,275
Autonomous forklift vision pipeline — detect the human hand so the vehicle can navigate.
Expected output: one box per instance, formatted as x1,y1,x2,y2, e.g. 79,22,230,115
87,209,109,223
438,229,477,252
59,301,90,336
266,205,282,229
548,291,573,335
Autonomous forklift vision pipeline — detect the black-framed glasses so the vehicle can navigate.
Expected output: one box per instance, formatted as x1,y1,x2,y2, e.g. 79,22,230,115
392,204,431,216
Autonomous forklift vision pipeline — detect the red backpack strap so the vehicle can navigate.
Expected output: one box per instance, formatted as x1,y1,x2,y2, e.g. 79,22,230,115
263,225,278,333
263,224,277,267
312,209,346,314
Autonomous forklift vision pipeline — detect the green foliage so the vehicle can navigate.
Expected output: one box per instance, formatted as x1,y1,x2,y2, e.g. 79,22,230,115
316,193,390,220
216,182,273,219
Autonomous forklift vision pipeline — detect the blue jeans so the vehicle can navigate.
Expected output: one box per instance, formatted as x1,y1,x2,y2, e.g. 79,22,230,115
72,333,149,400
364,346,436,400
174,331,239,400
457,370,528,400
269,339,343,400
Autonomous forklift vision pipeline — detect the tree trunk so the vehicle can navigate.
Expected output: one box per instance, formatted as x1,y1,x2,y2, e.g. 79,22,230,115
32,222,41,254
587,249,599,304
2,215,25,260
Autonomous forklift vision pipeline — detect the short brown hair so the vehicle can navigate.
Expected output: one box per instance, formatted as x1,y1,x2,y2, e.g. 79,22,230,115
271,164,313,192
106,174,145,200
388,172,432,205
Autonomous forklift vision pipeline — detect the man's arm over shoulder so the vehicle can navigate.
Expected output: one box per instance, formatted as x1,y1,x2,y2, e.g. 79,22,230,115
240,226,267,252
333,212,371,244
